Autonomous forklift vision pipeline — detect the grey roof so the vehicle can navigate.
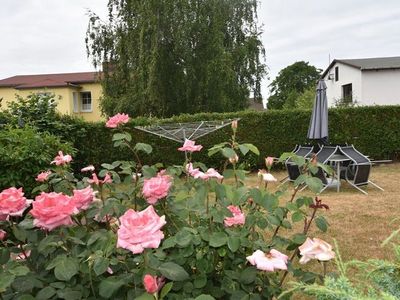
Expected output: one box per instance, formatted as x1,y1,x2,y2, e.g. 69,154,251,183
321,56,400,78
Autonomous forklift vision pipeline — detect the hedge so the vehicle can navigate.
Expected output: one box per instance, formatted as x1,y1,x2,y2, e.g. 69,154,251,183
66,105,400,170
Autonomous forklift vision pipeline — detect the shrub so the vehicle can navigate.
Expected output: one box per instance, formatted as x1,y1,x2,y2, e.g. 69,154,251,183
0,126,74,196
0,120,334,299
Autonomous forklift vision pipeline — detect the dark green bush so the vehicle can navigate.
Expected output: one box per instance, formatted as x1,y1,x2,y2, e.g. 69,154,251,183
0,126,74,196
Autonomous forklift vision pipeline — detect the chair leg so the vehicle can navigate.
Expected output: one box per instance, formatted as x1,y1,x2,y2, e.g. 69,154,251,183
347,181,368,195
319,184,329,194
280,176,289,183
368,180,384,191
299,184,308,192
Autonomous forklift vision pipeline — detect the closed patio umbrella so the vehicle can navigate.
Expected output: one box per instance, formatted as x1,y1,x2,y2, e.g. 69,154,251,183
307,80,329,145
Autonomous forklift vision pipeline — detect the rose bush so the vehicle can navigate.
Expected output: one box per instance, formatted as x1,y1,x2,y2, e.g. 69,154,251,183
0,116,333,299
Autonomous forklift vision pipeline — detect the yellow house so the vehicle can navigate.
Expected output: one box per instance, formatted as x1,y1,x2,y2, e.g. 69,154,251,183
0,72,104,122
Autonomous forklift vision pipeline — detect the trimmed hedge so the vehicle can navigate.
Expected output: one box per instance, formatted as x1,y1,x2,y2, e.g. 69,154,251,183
67,105,400,170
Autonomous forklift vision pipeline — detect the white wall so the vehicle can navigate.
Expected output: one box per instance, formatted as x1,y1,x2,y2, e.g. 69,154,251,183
361,69,400,105
323,62,362,107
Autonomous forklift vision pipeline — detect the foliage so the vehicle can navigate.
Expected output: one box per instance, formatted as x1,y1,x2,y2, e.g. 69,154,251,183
268,61,321,110
0,122,332,299
0,126,74,196
282,236,400,300
295,87,315,110
86,0,266,117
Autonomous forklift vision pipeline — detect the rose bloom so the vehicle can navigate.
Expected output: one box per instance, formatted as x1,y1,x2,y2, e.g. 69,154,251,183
229,154,239,164
51,151,72,166
265,156,274,169
0,187,32,219
178,139,203,152
224,205,245,227
186,163,223,180
35,171,51,182
299,238,335,264
0,229,6,240
72,186,96,210
81,165,95,172
142,171,172,205
117,205,166,254
231,120,238,130
105,113,130,128
30,192,79,231
258,169,277,182
88,173,112,185
10,245,31,261
143,274,165,294
246,249,288,272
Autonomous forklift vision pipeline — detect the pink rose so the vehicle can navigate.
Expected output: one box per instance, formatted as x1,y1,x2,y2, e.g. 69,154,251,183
246,249,288,272
35,171,51,182
224,205,245,227
72,186,96,210
299,238,335,264
81,165,95,172
178,139,203,152
10,245,31,261
229,154,239,164
186,163,223,180
265,157,274,169
143,274,165,294
117,206,166,254
258,169,277,182
204,168,223,180
30,192,78,231
0,187,32,219
142,171,172,205
106,113,130,128
0,229,6,240
88,173,112,185
231,120,238,130
51,151,72,166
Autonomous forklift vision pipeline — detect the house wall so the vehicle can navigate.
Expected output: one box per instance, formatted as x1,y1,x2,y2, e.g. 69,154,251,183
361,69,400,105
323,62,362,107
0,83,104,122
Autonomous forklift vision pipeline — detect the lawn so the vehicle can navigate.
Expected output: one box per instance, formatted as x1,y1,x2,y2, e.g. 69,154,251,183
246,163,399,263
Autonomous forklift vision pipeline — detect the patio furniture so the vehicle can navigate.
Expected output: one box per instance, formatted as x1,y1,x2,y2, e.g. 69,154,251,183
284,145,314,183
339,145,384,194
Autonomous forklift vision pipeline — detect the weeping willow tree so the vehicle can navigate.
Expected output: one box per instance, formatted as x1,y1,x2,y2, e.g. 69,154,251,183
86,0,265,117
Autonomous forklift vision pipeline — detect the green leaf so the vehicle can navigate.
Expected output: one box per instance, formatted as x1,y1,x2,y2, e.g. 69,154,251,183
227,236,240,252
0,273,15,292
175,230,193,247
243,143,260,155
267,215,281,226
18,218,35,229
12,225,27,242
93,257,109,276
135,293,154,300
222,148,236,159
134,143,153,154
36,286,57,300
54,257,79,281
158,262,189,281
193,275,207,289
291,211,304,223
238,144,249,155
0,248,10,264
101,163,115,170
9,266,30,276
239,267,257,284
305,177,323,193
315,216,328,232
112,133,130,141
209,232,228,247
99,277,126,298
292,233,307,245
195,295,216,300
160,282,173,299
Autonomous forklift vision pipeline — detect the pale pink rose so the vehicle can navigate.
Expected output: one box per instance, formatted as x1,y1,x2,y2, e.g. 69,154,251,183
231,120,238,130
106,267,114,274
105,113,130,128
142,171,172,205
10,245,31,261
51,151,72,166
246,249,288,272
30,192,78,231
299,238,335,264
72,186,96,210
186,163,203,178
224,205,245,227
258,170,277,182
117,206,166,254
205,168,224,180
178,139,203,152
35,171,51,182
186,164,223,180
229,154,239,164
265,157,274,169
88,173,113,185
0,229,6,240
143,274,165,294
0,187,32,218
81,165,95,172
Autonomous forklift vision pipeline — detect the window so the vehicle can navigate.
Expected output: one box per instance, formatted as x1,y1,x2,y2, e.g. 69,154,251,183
80,92,92,112
342,84,352,103
335,66,339,81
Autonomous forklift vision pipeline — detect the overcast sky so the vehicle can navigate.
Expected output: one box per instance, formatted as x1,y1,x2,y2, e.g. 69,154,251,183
1,0,400,98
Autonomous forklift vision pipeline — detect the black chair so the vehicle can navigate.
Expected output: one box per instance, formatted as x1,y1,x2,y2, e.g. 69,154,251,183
284,145,314,183
300,146,339,193
339,145,384,194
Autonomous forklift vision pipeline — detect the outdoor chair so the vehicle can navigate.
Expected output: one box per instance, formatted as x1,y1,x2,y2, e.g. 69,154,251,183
283,145,314,183
300,145,339,193
339,145,384,194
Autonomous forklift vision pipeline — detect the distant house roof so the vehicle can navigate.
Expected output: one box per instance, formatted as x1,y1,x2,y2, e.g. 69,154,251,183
0,72,100,89
321,56,400,78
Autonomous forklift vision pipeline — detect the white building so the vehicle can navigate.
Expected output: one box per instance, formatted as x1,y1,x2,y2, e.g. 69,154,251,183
321,56,400,107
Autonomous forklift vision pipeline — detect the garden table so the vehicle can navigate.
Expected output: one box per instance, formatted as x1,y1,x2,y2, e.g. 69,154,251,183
328,154,351,192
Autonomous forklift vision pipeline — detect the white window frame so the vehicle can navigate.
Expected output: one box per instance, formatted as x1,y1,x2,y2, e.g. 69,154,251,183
80,91,92,112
